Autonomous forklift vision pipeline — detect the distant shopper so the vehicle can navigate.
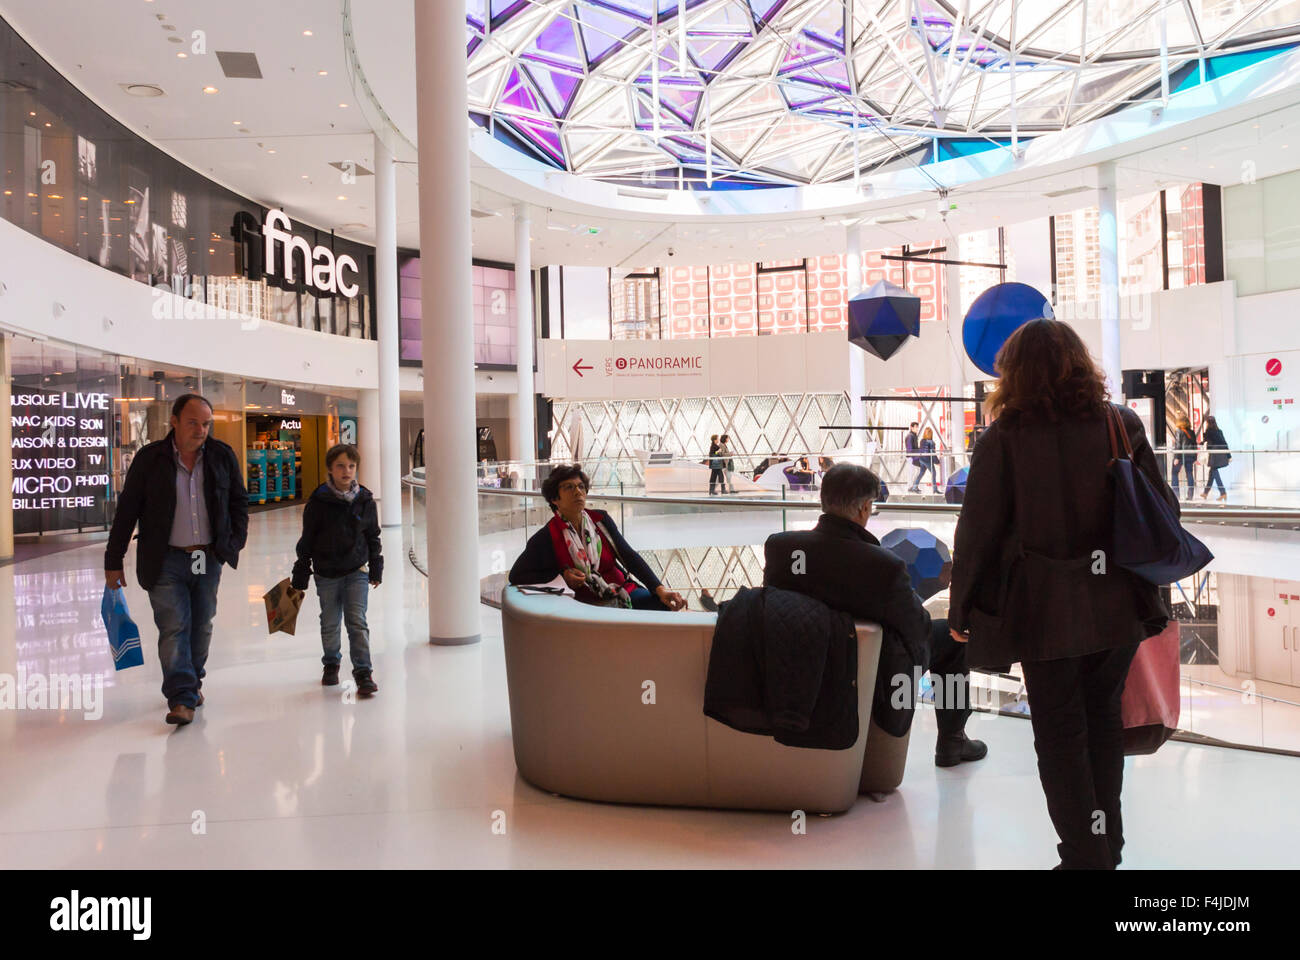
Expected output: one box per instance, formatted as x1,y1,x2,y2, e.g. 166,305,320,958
948,319,1177,869
291,444,383,696
1171,416,1197,500
905,422,923,492
509,464,686,611
910,427,938,492
717,434,734,494
1200,415,1230,502
707,434,726,495
105,394,249,727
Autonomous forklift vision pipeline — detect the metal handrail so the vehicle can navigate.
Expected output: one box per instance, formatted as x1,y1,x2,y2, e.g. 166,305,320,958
405,476,1300,523
1183,675,1300,708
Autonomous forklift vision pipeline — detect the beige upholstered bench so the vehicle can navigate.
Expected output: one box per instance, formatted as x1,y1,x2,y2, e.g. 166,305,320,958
501,586,911,813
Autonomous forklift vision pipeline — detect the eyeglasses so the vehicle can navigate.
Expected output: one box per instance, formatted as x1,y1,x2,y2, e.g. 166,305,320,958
557,481,586,494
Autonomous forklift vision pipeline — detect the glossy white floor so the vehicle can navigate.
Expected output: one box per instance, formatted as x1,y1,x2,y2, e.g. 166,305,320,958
2,505,1299,869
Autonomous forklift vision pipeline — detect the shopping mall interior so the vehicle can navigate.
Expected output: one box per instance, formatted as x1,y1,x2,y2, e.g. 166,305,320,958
2,0,1300,877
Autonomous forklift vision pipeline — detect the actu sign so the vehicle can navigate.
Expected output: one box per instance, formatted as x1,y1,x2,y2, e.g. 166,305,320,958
279,419,302,430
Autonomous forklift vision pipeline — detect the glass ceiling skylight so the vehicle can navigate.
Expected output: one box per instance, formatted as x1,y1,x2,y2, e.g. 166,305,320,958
466,0,1300,188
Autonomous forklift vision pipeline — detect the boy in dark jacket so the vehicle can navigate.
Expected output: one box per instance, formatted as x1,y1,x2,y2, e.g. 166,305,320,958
291,444,383,695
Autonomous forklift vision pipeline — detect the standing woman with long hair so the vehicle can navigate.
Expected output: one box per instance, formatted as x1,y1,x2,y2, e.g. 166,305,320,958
1200,414,1231,502
1171,416,1197,500
948,319,1178,869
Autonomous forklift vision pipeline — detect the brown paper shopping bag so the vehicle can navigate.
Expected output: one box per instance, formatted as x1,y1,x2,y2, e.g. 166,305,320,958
263,578,305,635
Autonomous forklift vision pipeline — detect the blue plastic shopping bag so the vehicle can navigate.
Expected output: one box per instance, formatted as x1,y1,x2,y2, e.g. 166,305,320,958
101,587,144,670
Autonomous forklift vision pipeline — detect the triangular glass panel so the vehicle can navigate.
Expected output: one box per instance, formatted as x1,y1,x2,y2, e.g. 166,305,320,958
466,0,487,29
576,4,637,65
524,63,582,117
689,38,746,74
526,11,584,66
490,0,527,27
500,67,542,116
778,36,837,74
747,1,787,27
803,3,845,52
659,84,703,124
790,59,850,94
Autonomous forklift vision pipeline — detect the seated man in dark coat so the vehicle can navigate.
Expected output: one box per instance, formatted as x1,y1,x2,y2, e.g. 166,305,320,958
763,462,987,767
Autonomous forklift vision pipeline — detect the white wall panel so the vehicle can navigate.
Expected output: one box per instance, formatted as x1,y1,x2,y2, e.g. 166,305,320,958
0,217,376,389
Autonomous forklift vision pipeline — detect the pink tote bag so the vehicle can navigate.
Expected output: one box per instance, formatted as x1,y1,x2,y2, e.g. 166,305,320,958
1122,620,1181,755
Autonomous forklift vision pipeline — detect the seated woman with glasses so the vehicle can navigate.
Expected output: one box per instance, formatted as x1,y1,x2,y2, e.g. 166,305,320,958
508,464,687,612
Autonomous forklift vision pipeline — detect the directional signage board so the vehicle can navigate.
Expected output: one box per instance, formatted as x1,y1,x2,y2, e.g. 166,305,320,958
539,333,848,400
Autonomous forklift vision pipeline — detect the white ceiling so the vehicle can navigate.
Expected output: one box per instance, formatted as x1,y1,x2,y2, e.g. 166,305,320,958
5,0,1300,270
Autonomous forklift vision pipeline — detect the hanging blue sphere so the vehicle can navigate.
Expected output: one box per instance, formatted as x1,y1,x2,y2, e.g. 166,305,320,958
962,282,1054,377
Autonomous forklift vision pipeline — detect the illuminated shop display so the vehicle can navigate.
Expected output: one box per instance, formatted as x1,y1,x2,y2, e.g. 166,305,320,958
398,256,518,365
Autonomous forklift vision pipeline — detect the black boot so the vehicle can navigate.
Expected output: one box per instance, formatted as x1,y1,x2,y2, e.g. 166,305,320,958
935,731,988,767
354,670,378,697
322,663,340,686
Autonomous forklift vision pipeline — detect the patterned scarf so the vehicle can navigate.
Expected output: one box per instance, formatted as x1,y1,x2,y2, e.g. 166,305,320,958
329,479,360,504
560,510,631,608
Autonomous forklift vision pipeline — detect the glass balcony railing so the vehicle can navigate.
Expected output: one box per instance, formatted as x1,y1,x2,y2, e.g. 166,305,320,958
404,470,1300,756
471,447,1300,511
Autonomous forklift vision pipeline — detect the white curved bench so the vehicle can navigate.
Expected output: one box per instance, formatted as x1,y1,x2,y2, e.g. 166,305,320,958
501,586,911,813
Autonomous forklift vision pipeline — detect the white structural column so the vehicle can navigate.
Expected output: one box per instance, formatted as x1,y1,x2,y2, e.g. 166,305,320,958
944,259,966,475
414,0,480,644
358,389,382,504
845,225,866,463
374,134,403,526
512,204,535,465
1097,161,1122,398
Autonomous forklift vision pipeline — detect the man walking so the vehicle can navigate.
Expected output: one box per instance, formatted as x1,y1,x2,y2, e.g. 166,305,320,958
105,394,248,726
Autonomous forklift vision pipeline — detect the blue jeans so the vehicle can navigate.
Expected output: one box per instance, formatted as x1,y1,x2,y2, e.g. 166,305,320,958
1203,466,1226,496
147,548,224,708
316,569,372,672
911,461,935,489
1171,458,1195,497
629,586,668,611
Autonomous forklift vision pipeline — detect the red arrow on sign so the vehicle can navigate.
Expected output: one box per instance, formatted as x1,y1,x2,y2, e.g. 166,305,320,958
572,359,593,378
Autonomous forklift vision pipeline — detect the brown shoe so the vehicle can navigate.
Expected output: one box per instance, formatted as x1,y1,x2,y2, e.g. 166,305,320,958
166,704,195,725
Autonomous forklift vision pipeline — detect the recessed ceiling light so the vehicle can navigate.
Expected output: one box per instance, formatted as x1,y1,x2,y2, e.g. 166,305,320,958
122,83,165,97
177,52,187,58
303,29,313,36
301,174,309,179
337,195,347,200
339,102,348,108
233,120,242,125
28,110,35,116
318,70,328,76
268,149,276,154
203,85,218,94
44,122,51,127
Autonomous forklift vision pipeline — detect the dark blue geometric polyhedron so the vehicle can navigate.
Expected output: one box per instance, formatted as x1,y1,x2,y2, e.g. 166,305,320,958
875,481,889,503
847,280,921,361
881,527,953,600
944,467,969,505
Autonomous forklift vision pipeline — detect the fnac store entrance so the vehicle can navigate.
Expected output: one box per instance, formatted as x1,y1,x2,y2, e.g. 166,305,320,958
246,414,325,506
